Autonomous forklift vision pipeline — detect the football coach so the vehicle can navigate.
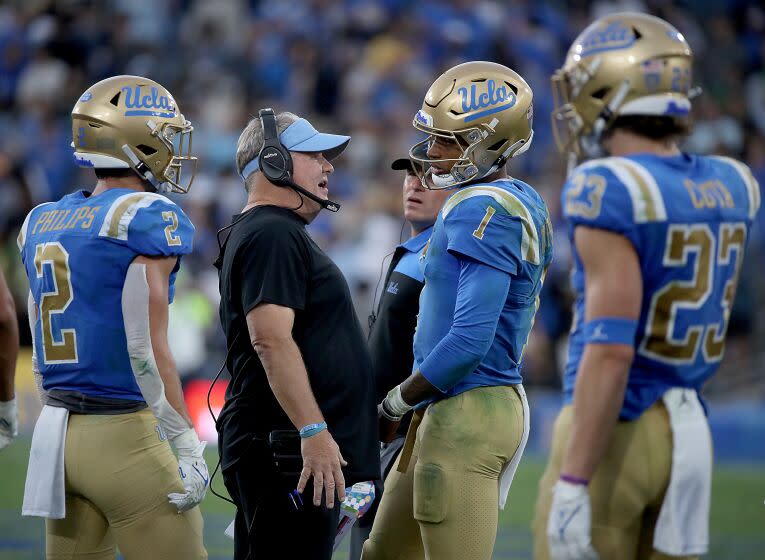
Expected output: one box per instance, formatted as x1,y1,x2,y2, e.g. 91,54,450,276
215,108,379,560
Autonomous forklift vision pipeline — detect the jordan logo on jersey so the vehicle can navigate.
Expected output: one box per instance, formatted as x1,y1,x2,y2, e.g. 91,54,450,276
591,323,608,341
386,281,399,295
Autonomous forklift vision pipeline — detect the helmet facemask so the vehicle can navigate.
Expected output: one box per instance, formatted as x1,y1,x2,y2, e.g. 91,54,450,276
409,113,533,190
410,123,485,189
551,56,631,161
150,119,197,194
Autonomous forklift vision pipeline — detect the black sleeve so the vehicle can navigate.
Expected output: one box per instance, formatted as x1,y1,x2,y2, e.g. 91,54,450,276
238,224,310,315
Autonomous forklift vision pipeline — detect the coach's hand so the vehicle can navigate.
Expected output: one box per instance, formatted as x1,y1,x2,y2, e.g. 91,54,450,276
0,398,18,451
298,429,346,508
168,429,209,513
547,479,599,560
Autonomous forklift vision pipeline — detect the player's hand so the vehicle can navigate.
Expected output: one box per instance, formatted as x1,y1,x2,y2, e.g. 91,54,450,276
297,429,347,508
0,398,18,451
167,429,209,513
377,402,401,443
547,479,599,560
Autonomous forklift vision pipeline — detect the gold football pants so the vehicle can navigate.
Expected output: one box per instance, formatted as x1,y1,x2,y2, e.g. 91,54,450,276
362,385,525,560
532,403,698,560
45,409,207,560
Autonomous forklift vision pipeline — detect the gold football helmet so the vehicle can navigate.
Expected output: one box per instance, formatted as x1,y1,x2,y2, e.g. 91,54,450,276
552,12,694,159
410,61,534,189
71,75,196,194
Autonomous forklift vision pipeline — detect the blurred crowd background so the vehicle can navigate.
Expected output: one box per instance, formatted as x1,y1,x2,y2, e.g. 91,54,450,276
1,0,763,397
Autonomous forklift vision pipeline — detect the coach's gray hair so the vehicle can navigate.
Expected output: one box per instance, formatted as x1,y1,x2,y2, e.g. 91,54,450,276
236,111,300,192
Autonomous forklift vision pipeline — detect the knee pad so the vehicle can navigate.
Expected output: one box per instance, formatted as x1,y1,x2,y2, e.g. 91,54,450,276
414,462,448,524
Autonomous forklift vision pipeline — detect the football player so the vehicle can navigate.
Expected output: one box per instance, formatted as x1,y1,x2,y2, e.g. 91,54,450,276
18,75,208,559
533,12,760,560
0,268,19,451
362,61,553,560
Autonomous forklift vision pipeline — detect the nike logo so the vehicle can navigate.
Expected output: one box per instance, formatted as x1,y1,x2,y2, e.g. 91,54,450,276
557,505,582,539
193,464,209,486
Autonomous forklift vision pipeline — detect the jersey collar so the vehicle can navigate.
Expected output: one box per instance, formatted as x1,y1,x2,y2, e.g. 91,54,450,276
401,225,433,253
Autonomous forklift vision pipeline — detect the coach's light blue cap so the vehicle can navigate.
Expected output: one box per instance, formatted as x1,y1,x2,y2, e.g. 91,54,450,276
239,118,351,180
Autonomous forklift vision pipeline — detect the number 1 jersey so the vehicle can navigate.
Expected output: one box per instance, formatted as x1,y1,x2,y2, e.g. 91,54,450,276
17,188,194,401
563,154,760,419
413,178,553,396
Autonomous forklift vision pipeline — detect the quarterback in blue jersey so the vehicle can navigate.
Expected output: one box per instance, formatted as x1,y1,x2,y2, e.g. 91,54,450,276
533,13,761,560
17,76,207,559
362,61,552,560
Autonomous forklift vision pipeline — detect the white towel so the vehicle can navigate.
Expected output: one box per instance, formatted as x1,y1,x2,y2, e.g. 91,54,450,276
653,388,711,556
224,519,235,540
498,384,530,510
22,405,69,519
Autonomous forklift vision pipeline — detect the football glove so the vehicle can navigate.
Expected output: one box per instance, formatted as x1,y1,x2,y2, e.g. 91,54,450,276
167,429,209,513
547,479,599,560
0,398,18,451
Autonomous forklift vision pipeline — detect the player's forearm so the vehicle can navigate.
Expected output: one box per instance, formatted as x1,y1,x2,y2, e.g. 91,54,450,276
254,336,324,430
414,330,488,396
412,258,510,396
399,370,441,405
124,260,193,436
560,343,633,480
0,293,18,401
152,346,193,427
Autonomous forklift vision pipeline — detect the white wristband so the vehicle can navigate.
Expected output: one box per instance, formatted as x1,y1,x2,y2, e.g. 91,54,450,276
384,385,413,418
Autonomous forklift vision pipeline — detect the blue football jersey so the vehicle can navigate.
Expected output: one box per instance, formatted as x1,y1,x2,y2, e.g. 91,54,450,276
563,154,760,419
17,188,194,400
413,178,553,396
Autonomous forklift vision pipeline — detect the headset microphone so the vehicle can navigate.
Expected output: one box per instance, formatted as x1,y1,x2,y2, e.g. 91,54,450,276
284,178,340,212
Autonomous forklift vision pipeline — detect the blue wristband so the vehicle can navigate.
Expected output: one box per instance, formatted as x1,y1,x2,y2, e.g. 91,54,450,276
299,422,327,439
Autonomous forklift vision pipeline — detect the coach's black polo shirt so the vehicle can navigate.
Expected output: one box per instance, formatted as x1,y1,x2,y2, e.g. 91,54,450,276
216,205,379,484
368,227,431,428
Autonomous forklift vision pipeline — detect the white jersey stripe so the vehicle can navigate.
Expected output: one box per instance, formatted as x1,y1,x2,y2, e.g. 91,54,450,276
710,156,761,219
98,192,172,241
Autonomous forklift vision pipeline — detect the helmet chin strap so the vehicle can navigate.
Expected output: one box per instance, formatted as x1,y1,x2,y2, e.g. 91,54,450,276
121,144,171,193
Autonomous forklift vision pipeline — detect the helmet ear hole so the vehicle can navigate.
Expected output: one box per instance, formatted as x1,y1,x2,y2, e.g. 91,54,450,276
487,139,505,152
109,93,120,106
591,87,610,100
136,144,157,156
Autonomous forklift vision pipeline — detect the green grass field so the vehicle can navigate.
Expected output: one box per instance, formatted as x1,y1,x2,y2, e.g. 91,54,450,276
1,439,763,559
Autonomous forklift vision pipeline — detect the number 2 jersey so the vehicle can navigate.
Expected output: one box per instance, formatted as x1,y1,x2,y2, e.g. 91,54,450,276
17,188,194,404
563,154,760,419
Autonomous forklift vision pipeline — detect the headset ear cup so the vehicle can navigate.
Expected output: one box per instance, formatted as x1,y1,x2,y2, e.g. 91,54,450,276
259,145,291,186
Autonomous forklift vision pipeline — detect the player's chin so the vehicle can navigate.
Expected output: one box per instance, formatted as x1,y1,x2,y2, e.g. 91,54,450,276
404,200,421,216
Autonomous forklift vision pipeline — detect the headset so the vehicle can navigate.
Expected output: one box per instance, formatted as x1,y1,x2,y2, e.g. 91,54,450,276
258,108,341,212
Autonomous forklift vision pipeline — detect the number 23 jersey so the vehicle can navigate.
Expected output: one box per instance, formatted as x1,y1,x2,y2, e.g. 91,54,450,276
17,188,194,401
563,154,760,419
